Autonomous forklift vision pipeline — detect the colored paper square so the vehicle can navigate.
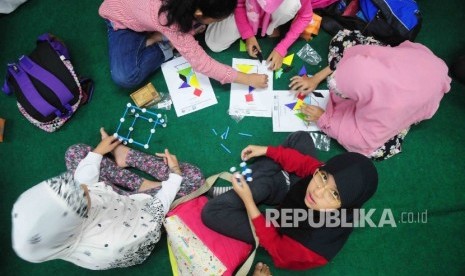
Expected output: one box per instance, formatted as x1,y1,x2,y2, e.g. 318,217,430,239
245,94,254,102
194,89,202,97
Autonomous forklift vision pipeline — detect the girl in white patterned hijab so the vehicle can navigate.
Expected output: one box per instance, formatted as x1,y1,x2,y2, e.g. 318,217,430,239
12,134,184,269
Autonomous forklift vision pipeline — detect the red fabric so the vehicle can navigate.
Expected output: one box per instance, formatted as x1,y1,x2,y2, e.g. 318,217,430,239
266,146,322,177
168,197,252,276
252,215,328,269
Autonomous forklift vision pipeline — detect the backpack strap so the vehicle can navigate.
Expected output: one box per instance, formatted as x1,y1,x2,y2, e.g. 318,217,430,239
170,172,232,209
5,63,64,118
18,55,74,116
37,33,70,60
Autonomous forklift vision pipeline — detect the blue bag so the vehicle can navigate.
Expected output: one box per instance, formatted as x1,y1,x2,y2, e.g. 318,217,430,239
359,0,421,44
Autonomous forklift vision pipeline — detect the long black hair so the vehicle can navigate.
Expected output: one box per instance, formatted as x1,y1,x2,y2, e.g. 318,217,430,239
159,0,237,33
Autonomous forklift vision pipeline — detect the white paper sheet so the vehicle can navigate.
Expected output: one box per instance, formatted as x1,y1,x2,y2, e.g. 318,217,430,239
229,58,274,117
272,90,330,132
161,57,217,117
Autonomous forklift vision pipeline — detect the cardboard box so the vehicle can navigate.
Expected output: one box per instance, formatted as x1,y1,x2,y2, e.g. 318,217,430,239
130,83,162,108
0,118,5,142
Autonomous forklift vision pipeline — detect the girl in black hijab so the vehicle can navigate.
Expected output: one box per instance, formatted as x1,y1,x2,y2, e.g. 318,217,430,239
202,131,378,270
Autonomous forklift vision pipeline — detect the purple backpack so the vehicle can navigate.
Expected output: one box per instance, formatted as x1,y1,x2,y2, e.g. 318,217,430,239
3,34,93,132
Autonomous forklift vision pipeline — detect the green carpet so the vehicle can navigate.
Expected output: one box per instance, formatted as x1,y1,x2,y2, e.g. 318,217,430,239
1,1,464,275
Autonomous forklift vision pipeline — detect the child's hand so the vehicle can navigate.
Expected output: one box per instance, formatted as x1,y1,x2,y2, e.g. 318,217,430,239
289,75,319,96
241,145,268,161
248,73,268,88
93,135,121,156
156,149,182,175
245,36,261,58
231,174,253,202
266,50,283,71
300,104,325,122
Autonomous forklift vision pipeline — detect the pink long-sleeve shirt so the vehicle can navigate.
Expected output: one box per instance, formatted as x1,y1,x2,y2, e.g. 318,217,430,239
234,0,338,57
99,0,237,84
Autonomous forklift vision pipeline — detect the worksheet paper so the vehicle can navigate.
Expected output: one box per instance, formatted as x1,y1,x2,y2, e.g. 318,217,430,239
229,58,274,117
161,57,217,117
272,90,330,132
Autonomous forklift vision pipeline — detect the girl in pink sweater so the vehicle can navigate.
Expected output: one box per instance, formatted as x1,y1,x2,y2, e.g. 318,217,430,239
289,30,451,160
99,0,268,89
205,0,338,70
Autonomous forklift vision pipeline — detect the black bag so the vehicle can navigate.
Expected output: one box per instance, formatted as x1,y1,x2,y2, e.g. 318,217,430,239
3,33,94,132
315,0,422,46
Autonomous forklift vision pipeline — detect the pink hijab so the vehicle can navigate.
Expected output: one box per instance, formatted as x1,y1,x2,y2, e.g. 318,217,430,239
318,41,451,156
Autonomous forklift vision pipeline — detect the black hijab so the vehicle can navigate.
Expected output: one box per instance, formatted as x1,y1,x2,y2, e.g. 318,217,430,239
278,152,378,260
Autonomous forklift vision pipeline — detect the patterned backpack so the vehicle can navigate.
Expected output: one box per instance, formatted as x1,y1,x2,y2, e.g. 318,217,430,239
2,33,93,132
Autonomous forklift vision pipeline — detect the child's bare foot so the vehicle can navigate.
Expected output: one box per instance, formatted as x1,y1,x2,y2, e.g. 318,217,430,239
138,180,162,192
253,262,272,276
146,32,164,47
100,127,129,168
268,28,280,38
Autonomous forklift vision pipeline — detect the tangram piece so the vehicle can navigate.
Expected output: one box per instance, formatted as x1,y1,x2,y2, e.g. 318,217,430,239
293,99,305,110
298,65,307,76
282,54,295,67
178,67,193,78
313,91,324,98
285,102,297,110
237,64,255,74
177,66,203,94
245,93,254,102
114,103,168,149
297,93,306,100
295,112,306,121
275,68,283,79
239,40,247,52
193,88,202,97
248,86,255,93
179,81,190,89
282,65,293,73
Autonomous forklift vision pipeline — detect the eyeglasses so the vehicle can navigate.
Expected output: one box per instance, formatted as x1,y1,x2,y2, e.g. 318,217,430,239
314,170,341,205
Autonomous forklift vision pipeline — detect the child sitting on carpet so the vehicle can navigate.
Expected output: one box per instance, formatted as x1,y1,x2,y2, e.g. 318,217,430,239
205,0,338,70
11,128,203,269
65,128,204,198
202,131,378,270
289,30,451,160
99,0,268,89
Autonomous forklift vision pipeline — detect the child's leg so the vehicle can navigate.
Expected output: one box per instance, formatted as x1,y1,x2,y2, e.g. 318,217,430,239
205,14,241,52
65,144,144,192
125,149,204,197
202,173,287,244
105,20,168,89
266,0,301,36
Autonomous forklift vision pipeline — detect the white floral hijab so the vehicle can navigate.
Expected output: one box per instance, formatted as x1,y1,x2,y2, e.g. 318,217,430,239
12,172,88,263
12,172,165,270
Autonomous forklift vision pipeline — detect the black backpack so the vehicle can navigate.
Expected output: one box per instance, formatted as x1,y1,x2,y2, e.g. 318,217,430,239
3,33,94,132
315,0,422,46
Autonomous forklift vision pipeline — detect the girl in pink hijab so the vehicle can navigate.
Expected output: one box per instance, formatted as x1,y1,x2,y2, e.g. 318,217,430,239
205,0,338,70
289,30,451,160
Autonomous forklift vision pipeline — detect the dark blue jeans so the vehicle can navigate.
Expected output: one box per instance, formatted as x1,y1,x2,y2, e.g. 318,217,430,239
201,131,317,244
105,21,167,89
